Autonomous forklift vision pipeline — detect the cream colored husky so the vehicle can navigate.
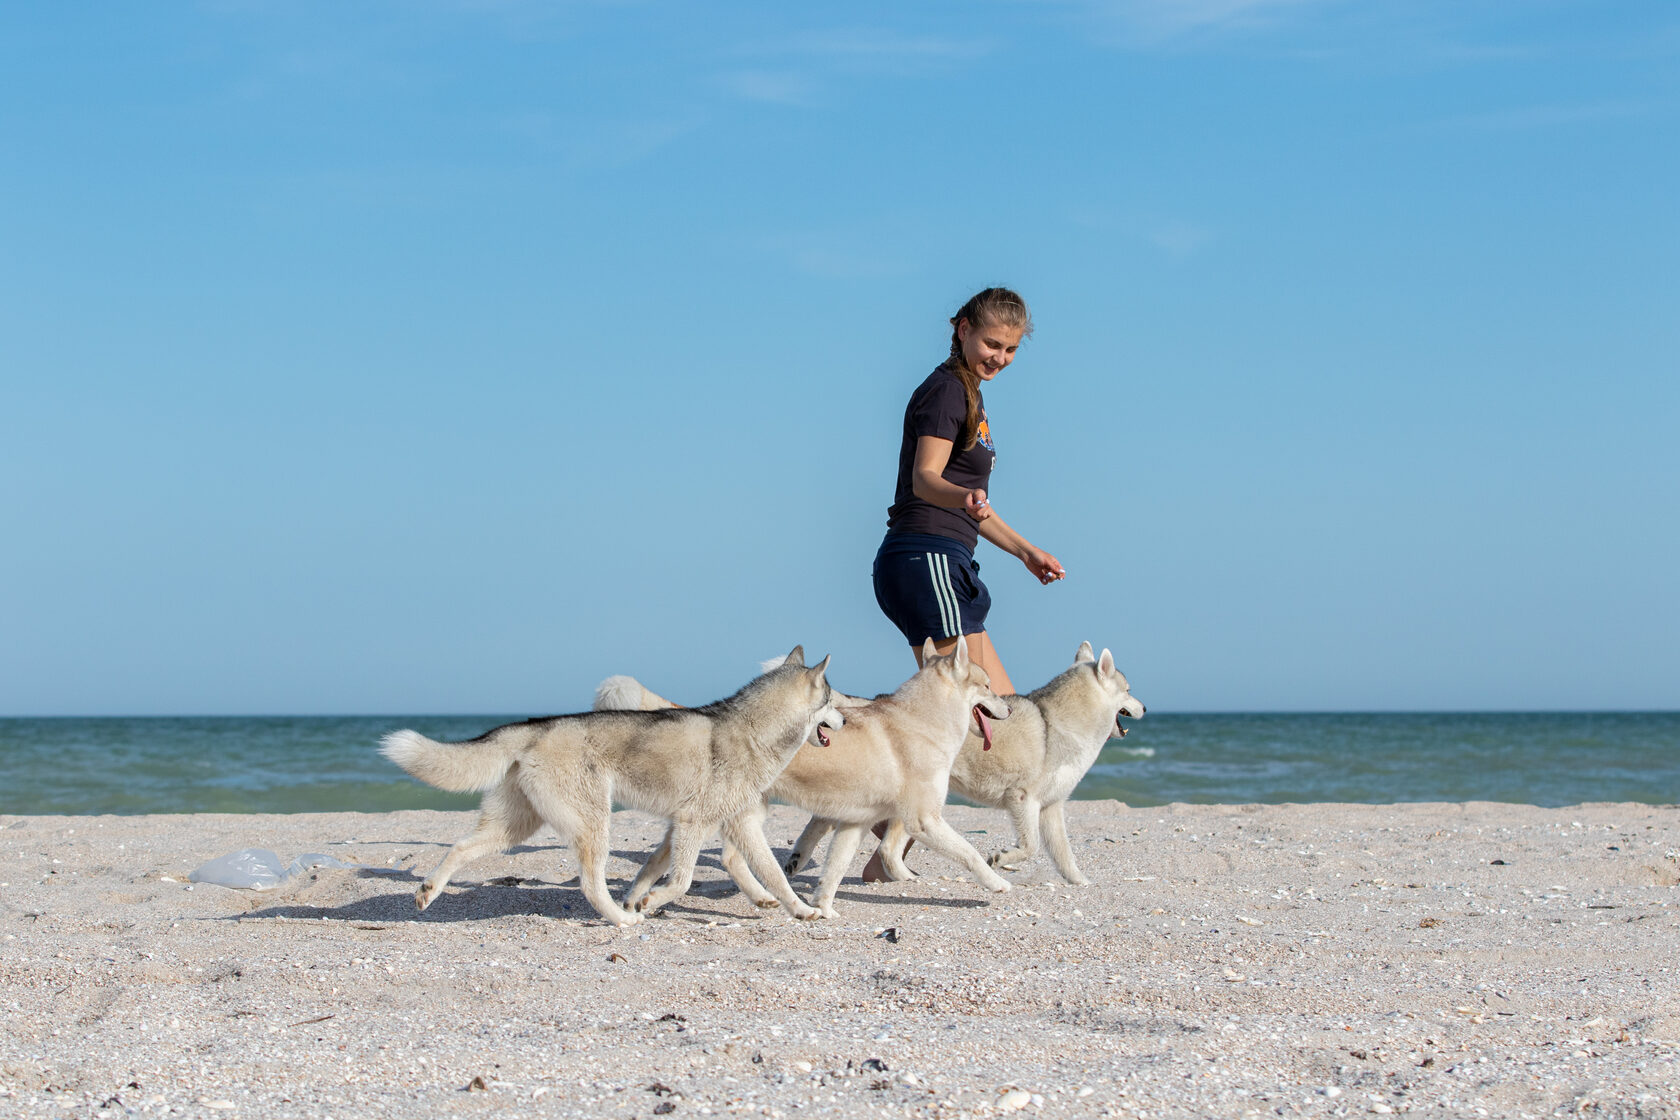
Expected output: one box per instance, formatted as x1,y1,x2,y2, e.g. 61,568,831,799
601,638,1013,918
792,642,1146,885
380,647,844,927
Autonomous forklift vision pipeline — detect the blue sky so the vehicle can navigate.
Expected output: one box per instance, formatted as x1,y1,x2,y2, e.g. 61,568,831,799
3,1,1675,715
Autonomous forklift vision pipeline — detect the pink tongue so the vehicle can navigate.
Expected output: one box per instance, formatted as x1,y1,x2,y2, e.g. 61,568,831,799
974,706,994,751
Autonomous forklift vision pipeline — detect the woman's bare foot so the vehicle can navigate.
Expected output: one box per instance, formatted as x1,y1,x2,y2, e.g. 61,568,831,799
860,821,914,882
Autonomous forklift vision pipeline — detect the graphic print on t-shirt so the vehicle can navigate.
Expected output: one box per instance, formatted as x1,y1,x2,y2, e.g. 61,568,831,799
975,412,993,452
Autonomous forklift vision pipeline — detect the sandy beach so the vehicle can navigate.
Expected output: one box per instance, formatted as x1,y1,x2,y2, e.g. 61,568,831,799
3,801,1677,1119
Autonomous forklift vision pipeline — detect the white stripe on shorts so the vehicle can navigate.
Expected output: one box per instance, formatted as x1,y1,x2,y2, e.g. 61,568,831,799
927,552,960,638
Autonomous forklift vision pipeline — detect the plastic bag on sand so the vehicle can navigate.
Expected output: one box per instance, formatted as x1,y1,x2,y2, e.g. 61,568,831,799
188,847,359,890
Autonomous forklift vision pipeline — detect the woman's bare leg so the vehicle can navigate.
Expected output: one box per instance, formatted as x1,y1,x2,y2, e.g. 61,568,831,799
861,630,1014,882
959,631,1015,696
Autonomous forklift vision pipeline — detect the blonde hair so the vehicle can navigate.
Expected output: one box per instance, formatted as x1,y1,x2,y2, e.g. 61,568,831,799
944,287,1033,450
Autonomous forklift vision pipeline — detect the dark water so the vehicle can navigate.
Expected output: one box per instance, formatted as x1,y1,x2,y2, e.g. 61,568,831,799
1,712,1674,816
1089,711,1678,807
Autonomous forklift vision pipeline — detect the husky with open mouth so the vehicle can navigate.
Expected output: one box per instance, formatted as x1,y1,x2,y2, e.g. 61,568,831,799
793,641,1145,886
600,638,1013,918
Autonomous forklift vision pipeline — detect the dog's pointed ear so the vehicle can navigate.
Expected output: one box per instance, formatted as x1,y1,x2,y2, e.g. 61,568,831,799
920,637,938,664
953,637,969,667
783,645,805,669
810,654,831,681
1074,640,1094,665
1098,648,1115,677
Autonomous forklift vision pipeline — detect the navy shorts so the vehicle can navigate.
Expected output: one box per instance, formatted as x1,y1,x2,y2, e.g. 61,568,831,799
872,533,992,644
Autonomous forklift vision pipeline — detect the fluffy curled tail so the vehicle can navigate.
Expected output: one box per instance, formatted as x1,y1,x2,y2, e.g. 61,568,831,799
379,727,525,792
592,675,679,711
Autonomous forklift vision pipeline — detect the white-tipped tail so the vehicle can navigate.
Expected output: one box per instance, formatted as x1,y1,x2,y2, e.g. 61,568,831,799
592,675,678,711
379,728,519,793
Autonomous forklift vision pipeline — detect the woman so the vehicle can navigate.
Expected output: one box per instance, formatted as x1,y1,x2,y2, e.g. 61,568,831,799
863,287,1065,879
873,286,1065,693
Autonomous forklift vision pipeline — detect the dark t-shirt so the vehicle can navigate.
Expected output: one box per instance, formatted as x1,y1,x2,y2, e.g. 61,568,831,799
885,364,995,550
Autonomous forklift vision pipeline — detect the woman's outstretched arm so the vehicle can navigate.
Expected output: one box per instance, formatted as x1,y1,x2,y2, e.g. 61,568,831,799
977,511,1066,585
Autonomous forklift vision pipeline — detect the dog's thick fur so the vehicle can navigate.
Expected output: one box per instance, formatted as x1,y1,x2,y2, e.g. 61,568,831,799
600,639,1013,918
789,642,1146,885
380,647,844,927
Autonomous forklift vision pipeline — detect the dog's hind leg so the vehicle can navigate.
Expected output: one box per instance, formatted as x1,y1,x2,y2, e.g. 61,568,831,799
521,780,640,927
721,812,819,920
415,774,542,911
633,820,705,916
786,816,834,877
623,826,676,909
988,790,1043,871
809,824,868,919
876,820,918,881
906,813,1012,893
1039,800,1089,885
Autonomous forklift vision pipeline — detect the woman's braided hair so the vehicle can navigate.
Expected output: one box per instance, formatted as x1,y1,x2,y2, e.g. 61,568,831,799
944,287,1033,450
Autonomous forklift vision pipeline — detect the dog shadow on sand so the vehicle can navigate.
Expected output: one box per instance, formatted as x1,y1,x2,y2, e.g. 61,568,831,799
224,849,991,925
221,843,796,925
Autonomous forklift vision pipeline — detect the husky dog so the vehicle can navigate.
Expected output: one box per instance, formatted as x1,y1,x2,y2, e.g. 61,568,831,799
380,647,844,927
790,642,1145,886
602,638,1014,918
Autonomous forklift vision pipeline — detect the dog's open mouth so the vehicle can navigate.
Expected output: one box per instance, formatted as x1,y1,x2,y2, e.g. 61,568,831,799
1113,716,1129,739
973,706,994,751
816,725,832,747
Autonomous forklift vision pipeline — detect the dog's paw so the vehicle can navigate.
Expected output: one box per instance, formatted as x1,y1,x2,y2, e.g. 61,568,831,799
1065,873,1091,887
415,883,438,911
753,897,781,909
783,855,801,875
989,879,1012,893
790,904,821,921
815,905,837,920
608,910,644,928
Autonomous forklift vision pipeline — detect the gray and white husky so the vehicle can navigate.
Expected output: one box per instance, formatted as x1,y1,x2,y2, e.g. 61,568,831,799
380,647,844,927
789,642,1145,885
599,638,1015,918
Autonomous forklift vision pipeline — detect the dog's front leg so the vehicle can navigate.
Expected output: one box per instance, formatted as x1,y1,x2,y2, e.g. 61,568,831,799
876,819,918,881
809,824,868,919
717,835,783,908
633,821,704,915
1038,800,1089,885
786,815,834,877
989,789,1042,871
907,814,1012,893
623,826,676,908
720,812,818,920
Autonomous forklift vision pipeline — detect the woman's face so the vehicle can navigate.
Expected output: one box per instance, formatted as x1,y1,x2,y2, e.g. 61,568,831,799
957,318,1024,381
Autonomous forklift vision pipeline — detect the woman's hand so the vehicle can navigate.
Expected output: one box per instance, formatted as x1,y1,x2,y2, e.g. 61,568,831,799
965,489,992,522
1022,547,1066,585
976,511,1065,585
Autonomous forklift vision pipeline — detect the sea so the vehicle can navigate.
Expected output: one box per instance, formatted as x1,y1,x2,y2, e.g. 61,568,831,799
1,712,1675,816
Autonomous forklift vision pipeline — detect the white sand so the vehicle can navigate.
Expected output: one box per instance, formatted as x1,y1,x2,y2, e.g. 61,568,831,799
3,801,1678,1118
